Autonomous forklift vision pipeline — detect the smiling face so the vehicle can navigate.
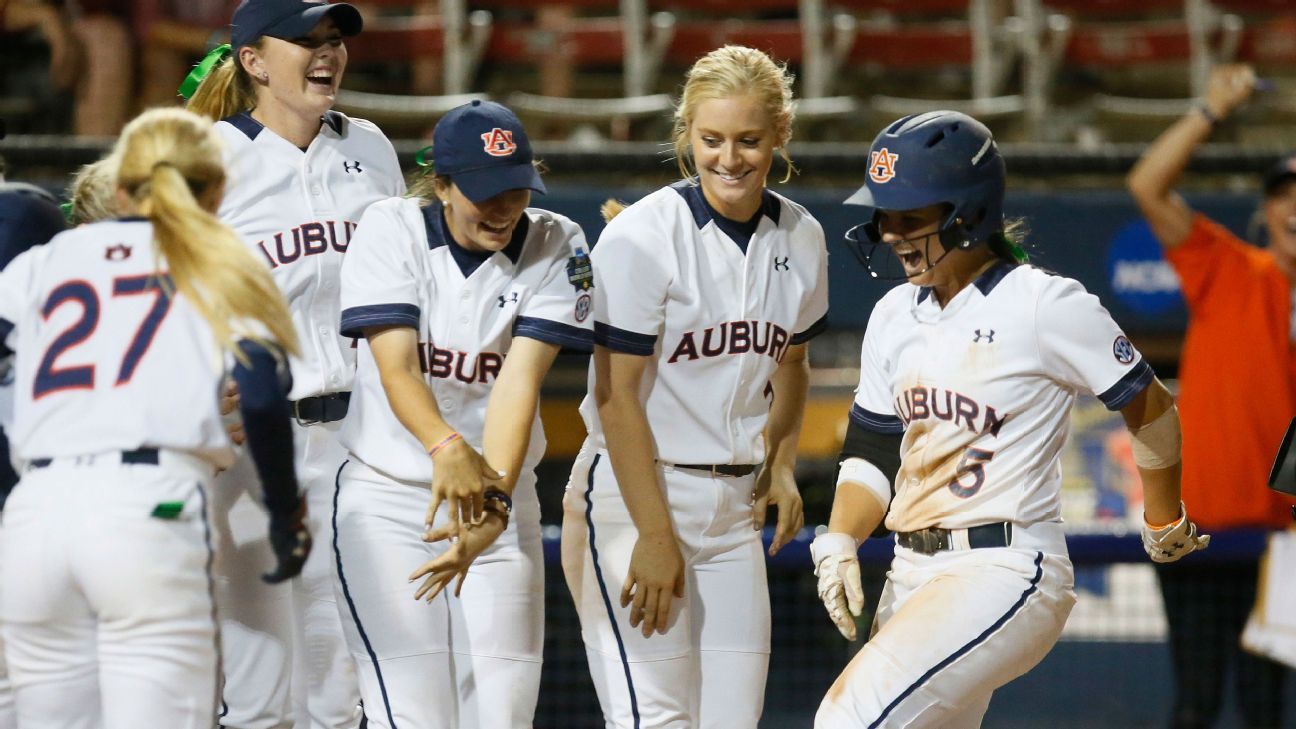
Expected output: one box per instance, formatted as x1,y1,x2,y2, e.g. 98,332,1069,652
437,179,531,254
877,204,948,285
689,94,778,222
243,17,347,122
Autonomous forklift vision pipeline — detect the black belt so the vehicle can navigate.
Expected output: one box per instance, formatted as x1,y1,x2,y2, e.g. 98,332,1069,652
672,463,758,478
30,447,160,470
896,522,1013,555
292,392,350,424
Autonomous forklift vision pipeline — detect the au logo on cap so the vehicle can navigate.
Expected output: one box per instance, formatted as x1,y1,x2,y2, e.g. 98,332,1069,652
869,148,898,184
481,128,517,157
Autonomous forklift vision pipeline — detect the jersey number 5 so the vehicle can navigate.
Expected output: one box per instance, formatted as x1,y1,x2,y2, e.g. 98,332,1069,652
946,447,995,498
34,275,174,399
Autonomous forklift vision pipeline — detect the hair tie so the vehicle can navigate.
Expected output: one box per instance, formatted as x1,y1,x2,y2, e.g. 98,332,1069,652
178,44,232,101
414,145,434,170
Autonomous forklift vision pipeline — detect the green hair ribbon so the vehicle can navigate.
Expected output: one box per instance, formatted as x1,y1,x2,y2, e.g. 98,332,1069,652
414,145,434,170
59,201,74,225
177,44,233,101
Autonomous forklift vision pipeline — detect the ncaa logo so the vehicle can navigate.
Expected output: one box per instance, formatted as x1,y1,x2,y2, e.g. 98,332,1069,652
869,148,899,184
1113,335,1136,364
575,293,591,323
481,128,517,157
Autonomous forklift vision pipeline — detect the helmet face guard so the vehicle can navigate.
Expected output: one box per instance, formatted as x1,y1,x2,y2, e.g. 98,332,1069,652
842,111,1006,280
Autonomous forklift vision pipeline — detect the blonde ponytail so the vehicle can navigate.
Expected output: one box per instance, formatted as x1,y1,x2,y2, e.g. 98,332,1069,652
115,108,299,359
186,54,258,121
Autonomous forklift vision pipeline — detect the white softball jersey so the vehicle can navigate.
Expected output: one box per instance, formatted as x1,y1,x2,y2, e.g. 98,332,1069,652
338,197,594,502
854,261,1154,533
580,180,829,465
215,110,405,401
0,219,234,466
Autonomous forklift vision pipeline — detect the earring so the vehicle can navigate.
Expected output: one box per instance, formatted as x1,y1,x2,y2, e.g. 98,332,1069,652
259,72,268,82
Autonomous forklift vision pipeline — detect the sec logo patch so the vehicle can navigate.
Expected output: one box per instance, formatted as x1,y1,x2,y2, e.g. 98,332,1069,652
575,293,591,323
1113,335,1135,364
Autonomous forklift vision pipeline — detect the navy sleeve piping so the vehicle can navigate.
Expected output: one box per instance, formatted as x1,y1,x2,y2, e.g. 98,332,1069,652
339,303,420,339
593,321,657,356
1098,359,1156,411
791,314,829,345
849,402,905,435
512,316,593,353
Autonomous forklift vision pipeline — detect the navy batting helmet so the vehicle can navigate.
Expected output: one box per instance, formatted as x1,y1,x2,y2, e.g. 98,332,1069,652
0,182,67,270
845,111,1005,253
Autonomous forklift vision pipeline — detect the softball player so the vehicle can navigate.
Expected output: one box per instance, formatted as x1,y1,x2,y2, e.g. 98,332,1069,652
186,2,404,726
334,100,591,728
0,108,309,729
562,45,826,728
811,111,1209,728
0,181,68,729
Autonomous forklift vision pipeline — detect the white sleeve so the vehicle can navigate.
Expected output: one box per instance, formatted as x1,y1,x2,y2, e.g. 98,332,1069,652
791,219,829,345
512,215,595,352
852,300,904,434
1035,275,1154,411
339,199,421,338
590,213,671,356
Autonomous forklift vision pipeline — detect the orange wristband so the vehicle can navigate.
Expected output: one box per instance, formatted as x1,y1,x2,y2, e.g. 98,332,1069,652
427,432,462,459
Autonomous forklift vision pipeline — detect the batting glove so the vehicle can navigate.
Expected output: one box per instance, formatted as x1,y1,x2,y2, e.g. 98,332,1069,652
263,500,312,584
810,532,865,641
1141,502,1210,564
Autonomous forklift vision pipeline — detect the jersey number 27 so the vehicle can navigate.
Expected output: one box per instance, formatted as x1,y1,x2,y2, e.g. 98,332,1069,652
34,275,173,399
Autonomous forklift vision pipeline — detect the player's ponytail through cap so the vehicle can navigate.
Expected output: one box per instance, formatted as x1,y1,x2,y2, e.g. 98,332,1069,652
185,47,260,121
673,45,796,183
114,108,299,359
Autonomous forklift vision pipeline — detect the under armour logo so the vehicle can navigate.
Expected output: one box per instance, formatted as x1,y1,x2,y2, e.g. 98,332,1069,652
343,161,363,174
481,128,517,157
105,243,132,261
773,257,790,271
869,148,899,184
973,329,995,343
497,292,519,308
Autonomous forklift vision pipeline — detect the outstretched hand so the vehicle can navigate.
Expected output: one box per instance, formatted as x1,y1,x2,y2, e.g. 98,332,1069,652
410,513,507,602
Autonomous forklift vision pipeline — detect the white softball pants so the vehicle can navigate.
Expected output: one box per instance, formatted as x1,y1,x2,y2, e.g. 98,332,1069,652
0,451,219,729
212,419,360,729
563,449,771,729
332,458,544,729
815,524,1077,729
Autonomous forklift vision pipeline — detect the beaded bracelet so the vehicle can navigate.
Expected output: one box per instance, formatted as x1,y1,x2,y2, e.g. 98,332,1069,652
427,432,462,459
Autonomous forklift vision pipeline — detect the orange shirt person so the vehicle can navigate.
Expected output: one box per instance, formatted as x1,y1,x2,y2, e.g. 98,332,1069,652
1128,63,1294,729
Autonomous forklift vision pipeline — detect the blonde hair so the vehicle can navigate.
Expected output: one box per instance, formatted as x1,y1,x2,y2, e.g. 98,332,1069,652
69,156,123,225
672,45,796,183
186,48,261,121
114,108,299,359
600,198,627,222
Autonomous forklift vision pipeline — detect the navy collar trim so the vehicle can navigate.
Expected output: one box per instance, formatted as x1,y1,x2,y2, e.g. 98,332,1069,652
221,110,345,141
670,179,782,230
422,202,527,278
321,110,345,135
223,112,263,141
916,259,1019,304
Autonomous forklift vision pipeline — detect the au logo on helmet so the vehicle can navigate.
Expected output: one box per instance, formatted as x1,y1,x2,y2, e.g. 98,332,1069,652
481,128,517,157
869,148,899,184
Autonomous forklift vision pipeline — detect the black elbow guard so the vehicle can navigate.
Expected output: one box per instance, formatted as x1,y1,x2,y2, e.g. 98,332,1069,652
836,418,903,538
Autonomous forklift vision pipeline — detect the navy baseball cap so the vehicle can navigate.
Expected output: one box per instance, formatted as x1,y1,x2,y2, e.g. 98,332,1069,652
1263,154,1296,197
0,183,66,270
432,100,546,203
231,0,363,49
